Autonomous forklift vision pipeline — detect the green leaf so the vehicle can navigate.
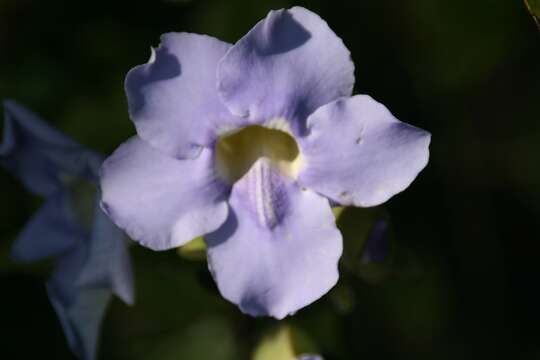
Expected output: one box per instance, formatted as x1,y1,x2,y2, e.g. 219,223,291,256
253,324,318,360
331,206,346,219
148,316,239,360
177,236,207,260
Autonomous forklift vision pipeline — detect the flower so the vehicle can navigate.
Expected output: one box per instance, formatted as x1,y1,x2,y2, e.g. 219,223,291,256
101,6,430,319
296,355,324,360
1,100,134,360
361,218,390,264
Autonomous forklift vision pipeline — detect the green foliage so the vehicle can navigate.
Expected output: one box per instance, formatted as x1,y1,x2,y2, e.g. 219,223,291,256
177,236,207,260
252,324,318,360
147,317,239,360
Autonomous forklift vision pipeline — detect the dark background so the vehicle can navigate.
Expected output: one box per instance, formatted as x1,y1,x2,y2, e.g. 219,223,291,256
1,0,539,359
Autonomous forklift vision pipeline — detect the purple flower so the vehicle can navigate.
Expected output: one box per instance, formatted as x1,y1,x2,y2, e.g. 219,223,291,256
1,100,134,360
297,355,324,360
101,7,430,319
361,218,391,264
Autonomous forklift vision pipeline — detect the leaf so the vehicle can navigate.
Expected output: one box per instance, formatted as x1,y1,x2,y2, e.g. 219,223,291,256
253,325,318,360
331,206,346,219
177,236,207,260
148,316,238,360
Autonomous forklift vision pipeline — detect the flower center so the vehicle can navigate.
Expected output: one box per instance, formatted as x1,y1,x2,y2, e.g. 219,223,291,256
215,125,302,183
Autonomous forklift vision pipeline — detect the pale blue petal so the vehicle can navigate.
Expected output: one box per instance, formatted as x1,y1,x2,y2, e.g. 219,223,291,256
206,160,342,319
11,192,84,262
76,200,135,305
47,284,111,360
47,246,88,306
45,218,131,360
217,7,354,135
100,136,229,251
2,101,135,360
297,355,324,360
1,100,102,197
126,33,245,159
299,95,431,207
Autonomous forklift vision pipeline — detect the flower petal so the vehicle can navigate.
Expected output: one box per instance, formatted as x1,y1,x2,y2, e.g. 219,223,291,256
11,192,84,262
361,218,390,264
100,136,229,251
47,246,88,306
45,219,133,359
47,284,111,360
1,100,102,197
126,33,243,159
76,200,135,305
298,95,431,207
297,355,324,360
217,7,354,135
206,160,342,319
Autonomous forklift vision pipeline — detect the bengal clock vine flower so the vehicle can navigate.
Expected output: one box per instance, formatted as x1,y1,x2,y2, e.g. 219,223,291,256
297,355,324,360
1,100,134,360
100,7,430,319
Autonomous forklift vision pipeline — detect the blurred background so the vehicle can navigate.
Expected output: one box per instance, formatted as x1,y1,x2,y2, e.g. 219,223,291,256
1,0,539,359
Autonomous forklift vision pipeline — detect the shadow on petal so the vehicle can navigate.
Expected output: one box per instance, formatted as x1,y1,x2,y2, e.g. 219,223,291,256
126,47,182,114
239,294,270,317
254,11,311,56
204,205,239,247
